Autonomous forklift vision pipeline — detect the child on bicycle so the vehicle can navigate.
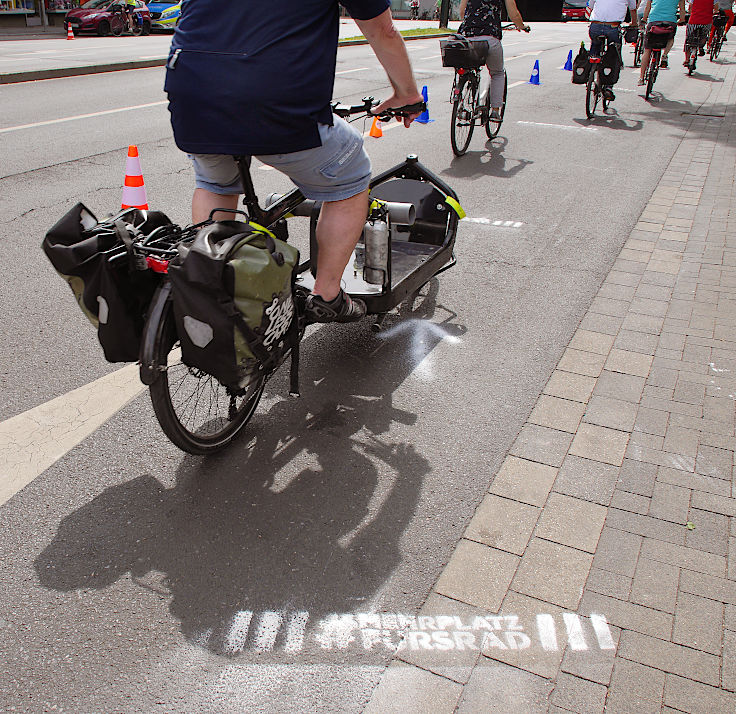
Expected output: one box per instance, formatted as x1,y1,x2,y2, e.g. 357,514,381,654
585,0,639,102
457,0,528,121
684,0,716,65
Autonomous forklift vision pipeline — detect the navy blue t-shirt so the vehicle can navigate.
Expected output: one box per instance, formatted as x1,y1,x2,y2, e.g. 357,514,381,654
165,0,390,156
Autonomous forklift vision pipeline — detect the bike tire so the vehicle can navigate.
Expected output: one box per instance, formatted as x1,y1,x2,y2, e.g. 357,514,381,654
634,37,643,67
485,70,507,139
709,40,717,60
585,69,599,119
110,14,124,35
688,57,695,75
450,75,476,157
148,295,265,455
645,54,658,100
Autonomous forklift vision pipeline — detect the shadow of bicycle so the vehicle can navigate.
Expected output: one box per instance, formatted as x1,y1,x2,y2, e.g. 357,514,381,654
441,137,534,179
35,280,468,661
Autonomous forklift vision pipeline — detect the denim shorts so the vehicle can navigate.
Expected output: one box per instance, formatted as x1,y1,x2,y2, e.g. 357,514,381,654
189,116,371,202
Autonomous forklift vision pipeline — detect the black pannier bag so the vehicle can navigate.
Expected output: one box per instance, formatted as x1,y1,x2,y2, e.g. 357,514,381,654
714,12,728,28
600,44,621,85
623,26,639,44
42,203,170,362
572,42,591,84
167,221,300,391
440,36,489,68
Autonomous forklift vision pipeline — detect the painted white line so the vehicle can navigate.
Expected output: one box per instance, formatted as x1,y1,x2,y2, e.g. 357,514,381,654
419,53,441,60
284,611,310,653
224,611,253,655
139,55,165,60
0,362,144,507
563,613,588,651
508,80,526,88
336,67,368,75
506,50,543,61
536,614,558,651
590,614,616,649
253,611,284,652
517,120,598,133
463,217,525,228
0,100,167,134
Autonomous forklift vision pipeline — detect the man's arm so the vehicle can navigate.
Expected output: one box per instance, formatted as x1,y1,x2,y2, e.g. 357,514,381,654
679,0,687,21
504,0,527,30
459,0,468,18
356,9,423,125
642,0,651,22
628,0,639,24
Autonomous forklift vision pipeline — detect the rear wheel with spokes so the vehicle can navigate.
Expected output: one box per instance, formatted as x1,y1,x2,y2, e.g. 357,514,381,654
585,67,600,118
450,74,476,156
148,296,265,455
485,70,507,139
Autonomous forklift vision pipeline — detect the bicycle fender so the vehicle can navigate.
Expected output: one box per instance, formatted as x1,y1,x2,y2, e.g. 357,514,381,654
139,280,172,386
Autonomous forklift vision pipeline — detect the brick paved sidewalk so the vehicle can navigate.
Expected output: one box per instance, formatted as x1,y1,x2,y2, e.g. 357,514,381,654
363,64,736,714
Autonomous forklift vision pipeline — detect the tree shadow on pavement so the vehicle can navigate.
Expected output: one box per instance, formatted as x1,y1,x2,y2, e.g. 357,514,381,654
34,280,468,660
441,137,533,179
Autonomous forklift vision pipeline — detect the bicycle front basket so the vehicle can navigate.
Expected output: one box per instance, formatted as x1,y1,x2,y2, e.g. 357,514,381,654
440,37,489,68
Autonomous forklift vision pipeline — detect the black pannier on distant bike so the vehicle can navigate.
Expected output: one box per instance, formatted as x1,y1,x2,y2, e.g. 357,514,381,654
600,44,621,85
572,42,591,84
42,204,169,362
440,35,489,68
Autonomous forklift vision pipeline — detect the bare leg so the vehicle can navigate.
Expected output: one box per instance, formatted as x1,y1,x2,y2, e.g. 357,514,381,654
639,48,651,81
192,188,239,224
312,189,370,301
662,37,675,61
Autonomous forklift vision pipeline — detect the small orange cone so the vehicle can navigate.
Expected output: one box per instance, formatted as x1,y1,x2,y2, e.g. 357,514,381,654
66,23,74,40
369,117,383,138
121,145,148,210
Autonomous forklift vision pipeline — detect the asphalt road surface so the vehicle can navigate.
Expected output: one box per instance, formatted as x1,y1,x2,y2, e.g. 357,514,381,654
0,23,723,712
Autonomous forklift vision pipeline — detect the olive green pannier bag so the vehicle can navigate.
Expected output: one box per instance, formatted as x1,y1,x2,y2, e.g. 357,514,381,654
167,220,300,391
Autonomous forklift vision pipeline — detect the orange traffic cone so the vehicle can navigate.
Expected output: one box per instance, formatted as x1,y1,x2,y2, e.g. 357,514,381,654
369,117,383,138
66,23,74,40
121,145,148,210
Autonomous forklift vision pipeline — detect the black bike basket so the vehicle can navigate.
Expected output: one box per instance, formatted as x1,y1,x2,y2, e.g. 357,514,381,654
714,13,728,28
646,23,674,49
42,204,169,362
440,37,489,68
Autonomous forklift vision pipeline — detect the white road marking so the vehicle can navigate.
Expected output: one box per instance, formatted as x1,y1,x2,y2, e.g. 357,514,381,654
419,53,441,60
590,614,616,649
508,80,526,88
563,613,588,651
139,55,165,60
336,67,368,74
463,217,525,228
0,363,144,507
253,611,284,652
224,611,253,655
536,614,558,651
0,100,167,134
517,120,598,133
506,50,543,61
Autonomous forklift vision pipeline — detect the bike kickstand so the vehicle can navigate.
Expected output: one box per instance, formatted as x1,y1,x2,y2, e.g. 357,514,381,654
370,313,388,333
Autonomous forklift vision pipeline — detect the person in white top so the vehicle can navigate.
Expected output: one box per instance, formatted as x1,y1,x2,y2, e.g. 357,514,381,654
586,0,638,100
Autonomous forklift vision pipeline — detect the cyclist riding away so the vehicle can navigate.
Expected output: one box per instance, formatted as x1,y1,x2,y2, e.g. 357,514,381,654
410,0,420,19
709,0,734,44
639,0,687,83
457,0,528,122
124,0,136,33
585,0,639,102
684,0,716,65
164,0,423,324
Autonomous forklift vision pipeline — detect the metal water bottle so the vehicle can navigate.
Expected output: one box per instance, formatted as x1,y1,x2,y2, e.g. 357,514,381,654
363,207,389,285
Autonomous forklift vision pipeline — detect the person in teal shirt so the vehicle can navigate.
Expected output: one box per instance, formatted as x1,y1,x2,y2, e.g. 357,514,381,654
638,0,686,82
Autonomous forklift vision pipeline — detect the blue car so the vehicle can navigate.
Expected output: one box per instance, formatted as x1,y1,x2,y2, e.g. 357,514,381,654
147,0,180,30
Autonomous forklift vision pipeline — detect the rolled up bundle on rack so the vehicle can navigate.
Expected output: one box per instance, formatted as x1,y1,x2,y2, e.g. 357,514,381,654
265,194,416,226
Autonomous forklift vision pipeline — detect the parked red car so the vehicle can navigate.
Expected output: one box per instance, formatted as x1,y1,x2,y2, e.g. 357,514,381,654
64,0,151,36
562,0,587,21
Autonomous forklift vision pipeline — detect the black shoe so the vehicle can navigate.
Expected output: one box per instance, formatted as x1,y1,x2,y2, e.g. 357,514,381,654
304,289,367,324
602,86,615,101
699,47,705,55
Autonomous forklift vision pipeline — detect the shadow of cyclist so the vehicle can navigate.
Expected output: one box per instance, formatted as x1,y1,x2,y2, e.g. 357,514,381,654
35,281,467,660
572,111,644,131
441,138,534,179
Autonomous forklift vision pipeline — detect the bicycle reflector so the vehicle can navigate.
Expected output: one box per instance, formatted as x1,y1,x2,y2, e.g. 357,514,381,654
457,68,466,75
146,256,169,273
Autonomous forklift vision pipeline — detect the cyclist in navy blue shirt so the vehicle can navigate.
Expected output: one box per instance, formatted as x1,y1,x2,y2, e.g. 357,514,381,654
165,0,423,323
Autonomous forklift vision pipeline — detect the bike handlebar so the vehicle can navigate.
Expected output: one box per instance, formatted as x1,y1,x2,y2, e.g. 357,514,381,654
331,96,427,121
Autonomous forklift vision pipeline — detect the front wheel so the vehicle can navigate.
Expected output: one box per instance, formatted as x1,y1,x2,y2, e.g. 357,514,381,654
147,293,266,455
645,53,658,100
485,71,507,139
585,67,599,119
96,19,110,36
110,14,124,35
141,19,151,35
450,75,476,157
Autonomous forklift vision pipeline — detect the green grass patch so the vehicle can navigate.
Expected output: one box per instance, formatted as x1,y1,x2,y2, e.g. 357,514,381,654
340,27,453,42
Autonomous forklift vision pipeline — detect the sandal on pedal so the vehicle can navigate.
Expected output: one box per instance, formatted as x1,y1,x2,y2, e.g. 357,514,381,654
660,58,669,68
304,289,367,324
638,78,645,85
